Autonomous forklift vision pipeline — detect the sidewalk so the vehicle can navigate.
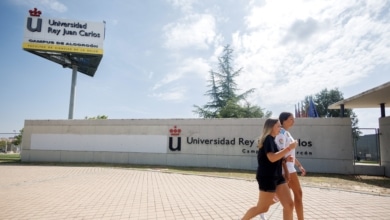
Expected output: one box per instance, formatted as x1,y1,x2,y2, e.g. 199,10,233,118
0,164,389,219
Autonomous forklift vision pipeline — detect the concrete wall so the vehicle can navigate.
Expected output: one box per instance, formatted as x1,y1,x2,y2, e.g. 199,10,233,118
379,116,390,176
21,118,362,174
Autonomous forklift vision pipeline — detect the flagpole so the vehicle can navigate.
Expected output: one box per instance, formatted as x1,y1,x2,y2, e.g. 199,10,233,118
298,103,300,118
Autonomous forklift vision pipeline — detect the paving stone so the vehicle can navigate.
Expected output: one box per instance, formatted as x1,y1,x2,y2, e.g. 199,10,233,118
0,165,389,219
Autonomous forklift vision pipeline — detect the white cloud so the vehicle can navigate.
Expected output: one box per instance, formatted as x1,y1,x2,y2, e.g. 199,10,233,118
5,0,389,132
152,72,185,91
14,0,67,13
150,57,210,103
152,57,210,90
163,13,217,50
148,72,154,80
150,86,187,102
229,0,390,110
167,0,197,13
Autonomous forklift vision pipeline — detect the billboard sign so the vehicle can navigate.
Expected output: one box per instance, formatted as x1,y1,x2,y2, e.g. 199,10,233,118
22,8,105,76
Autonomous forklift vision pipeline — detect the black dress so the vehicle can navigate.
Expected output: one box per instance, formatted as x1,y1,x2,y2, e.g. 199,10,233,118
256,135,285,191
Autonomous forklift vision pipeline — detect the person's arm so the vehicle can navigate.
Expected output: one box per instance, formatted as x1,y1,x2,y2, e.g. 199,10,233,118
267,141,297,162
295,158,306,176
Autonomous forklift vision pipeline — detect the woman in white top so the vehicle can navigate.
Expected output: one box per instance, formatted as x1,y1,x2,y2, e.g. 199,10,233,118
275,112,306,220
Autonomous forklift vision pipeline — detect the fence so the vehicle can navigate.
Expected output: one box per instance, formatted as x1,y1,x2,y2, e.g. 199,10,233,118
354,128,380,165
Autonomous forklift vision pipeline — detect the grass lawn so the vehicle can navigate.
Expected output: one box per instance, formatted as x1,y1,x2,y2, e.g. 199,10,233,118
0,153,21,162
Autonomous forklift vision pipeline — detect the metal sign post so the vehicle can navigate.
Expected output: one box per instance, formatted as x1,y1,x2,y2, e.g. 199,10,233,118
68,65,78,119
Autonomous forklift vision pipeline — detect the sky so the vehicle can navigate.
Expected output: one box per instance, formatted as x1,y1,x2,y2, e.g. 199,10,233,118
1,0,389,137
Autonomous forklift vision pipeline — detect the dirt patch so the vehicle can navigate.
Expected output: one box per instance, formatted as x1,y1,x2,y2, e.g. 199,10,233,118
298,174,390,196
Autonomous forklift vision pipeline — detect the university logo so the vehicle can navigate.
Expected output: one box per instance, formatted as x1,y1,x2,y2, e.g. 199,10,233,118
27,8,42,32
168,125,181,151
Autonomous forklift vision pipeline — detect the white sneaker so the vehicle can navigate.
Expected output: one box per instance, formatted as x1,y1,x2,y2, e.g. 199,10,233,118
259,213,267,220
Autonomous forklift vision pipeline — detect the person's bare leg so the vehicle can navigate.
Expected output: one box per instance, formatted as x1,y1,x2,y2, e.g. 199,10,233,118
289,172,304,220
276,183,294,220
241,191,274,220
258,194,279,219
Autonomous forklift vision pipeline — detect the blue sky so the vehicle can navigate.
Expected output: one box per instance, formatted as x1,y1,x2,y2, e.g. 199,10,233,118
1,0,389,136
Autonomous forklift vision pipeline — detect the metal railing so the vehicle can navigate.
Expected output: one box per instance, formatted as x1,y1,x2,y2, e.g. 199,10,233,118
354,128,380,165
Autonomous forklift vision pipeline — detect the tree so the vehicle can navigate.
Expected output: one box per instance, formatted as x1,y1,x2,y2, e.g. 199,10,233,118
193,45,271,118
12,129,23,146
0,140,7,151
85,115,108,119
302,88,361,140
310,88,345,117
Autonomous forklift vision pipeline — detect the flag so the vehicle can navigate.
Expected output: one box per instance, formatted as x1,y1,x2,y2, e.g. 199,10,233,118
308,98,319,118
301,101,307,117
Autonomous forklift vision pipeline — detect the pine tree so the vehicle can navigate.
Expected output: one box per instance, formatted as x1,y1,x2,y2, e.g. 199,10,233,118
193,45,270,118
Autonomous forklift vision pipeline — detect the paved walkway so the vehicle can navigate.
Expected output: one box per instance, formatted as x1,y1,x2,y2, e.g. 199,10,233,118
0,165,389,220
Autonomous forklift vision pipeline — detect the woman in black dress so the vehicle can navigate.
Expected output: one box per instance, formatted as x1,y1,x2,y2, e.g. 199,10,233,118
241,118,297,220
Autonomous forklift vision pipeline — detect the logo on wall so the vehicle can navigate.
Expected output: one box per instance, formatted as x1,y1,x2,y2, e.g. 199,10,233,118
27,8,42,32
169,125,181,151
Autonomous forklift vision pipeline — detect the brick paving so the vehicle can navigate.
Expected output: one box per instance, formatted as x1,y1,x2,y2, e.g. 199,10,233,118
0,164,389,220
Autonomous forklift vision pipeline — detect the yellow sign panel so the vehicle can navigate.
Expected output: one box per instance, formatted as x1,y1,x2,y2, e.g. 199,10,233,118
22,42,103,55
